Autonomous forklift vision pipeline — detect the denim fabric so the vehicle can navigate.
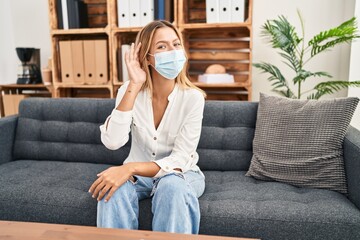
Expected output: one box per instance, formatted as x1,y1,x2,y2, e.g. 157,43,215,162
97,170,205,234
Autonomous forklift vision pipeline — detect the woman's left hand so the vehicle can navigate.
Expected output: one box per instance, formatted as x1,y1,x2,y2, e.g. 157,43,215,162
88,165,133,202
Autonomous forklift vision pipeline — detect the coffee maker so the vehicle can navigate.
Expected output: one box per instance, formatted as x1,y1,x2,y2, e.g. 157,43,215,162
16,48,42,84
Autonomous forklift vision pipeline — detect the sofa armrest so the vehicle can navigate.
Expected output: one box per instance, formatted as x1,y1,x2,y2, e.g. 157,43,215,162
344,125,360,209
0,115,18,165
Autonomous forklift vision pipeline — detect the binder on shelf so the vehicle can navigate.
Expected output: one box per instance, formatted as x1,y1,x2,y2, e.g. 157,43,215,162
206,0,219,23
219,0,231,23
94,40,108,84
83,40,96,84
59,41,73,83
155,0,165,20
61,0,69,29
121,44,131,82
140,0,154,26
231,0,245,22
67,0,88,29
164,0,173,22
129,0,141,27
71,40,85,84
56,0,63,29
117,0,130,28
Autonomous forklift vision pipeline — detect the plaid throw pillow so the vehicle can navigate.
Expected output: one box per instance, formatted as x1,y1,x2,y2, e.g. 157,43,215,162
246,93,359,194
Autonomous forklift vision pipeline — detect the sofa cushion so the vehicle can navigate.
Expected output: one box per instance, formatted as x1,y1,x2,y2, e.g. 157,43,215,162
246,94,359,194
0,160,109,225
138,171,360,239
13,98,130,165
1,161,359,239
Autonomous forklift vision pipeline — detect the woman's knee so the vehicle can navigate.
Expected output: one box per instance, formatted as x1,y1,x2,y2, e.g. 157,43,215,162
98,180,136,204
154,173,193,197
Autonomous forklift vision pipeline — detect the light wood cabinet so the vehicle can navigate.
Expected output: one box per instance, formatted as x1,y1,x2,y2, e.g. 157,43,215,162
48,0,252,100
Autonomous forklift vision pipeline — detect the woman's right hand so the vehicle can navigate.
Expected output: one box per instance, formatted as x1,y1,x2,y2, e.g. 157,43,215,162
125,42,146,87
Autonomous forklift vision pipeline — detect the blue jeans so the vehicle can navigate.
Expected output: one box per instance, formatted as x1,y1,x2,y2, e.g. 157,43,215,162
97,170,205,234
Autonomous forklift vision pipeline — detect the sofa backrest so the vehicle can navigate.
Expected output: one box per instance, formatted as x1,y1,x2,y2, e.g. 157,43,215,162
13,98,128,165
198,101,257,171
13,98,257,171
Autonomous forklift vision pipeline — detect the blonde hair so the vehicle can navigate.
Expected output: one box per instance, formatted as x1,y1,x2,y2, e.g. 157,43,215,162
135,20,206,98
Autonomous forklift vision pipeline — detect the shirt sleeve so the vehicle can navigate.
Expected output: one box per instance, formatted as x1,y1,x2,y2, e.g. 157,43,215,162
99,81,133,150
153,92,205,177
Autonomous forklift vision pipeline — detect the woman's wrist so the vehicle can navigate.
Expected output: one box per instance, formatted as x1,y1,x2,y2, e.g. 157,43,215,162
123,163,137,176
125,162,160,177
128,82,143,93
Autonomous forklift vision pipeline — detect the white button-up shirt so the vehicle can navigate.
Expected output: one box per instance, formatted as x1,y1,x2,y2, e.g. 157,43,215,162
99,81,205,178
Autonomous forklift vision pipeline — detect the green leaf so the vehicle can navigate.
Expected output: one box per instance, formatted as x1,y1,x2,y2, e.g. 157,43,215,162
273,89,297,98
309,17,359,57
293,70,332,84
279,52,300,72
262,15,302,54
307,81,360,99
253,62,296,98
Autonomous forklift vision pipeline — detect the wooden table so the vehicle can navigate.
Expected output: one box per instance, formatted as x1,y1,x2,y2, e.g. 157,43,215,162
0,221,259,240
0,84,52,117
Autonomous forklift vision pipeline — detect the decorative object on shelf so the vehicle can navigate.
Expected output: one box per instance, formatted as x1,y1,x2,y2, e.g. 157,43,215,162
198,64,235,84
254,12,360,99
205,64,226,74
42,68,52,86
16,48,42,84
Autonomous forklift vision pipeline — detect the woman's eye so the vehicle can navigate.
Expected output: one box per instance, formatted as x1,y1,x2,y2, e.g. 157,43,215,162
174,42,181,47
157,45,166,49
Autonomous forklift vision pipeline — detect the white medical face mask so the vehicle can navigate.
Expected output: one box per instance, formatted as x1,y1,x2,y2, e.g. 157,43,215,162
148,49,186,80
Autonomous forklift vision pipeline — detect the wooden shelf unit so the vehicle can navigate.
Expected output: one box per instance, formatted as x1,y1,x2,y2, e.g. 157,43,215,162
48,0,113,98
0,84,53,117
48,0,253,100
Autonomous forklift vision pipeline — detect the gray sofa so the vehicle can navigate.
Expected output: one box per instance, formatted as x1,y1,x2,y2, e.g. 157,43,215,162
1,98,360,240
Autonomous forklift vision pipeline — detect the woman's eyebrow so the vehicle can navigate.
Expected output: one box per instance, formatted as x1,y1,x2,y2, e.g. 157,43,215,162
155,38,180,45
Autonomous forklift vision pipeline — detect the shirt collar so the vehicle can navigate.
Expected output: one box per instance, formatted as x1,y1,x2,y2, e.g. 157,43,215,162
147,83,179,101
167,83,179,102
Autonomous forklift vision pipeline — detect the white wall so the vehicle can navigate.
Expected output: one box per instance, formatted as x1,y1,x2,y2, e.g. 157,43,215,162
348,0,360,129
0,1,17,84
0,0,50,84
252,0,355,101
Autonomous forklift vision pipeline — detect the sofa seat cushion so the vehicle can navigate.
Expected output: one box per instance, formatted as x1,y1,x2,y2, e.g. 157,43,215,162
193,171,360,240
0,160,109,225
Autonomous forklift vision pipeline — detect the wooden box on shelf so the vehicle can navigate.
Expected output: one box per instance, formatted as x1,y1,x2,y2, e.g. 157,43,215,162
178,0,253,100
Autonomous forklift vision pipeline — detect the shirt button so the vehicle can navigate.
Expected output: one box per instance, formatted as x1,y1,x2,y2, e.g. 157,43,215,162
152,153,155,156
165,166,170,170
153,137,157,140
191,154,194,158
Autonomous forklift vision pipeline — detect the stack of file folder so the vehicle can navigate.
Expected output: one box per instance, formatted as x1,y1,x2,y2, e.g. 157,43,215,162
206,0,245,23
59,40,108,84
117,0,173,28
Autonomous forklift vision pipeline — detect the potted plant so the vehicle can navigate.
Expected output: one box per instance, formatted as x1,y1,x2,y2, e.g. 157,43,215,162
254,12,360,99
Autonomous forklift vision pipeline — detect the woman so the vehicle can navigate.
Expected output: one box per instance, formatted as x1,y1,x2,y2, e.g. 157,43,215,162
88,20,206,234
